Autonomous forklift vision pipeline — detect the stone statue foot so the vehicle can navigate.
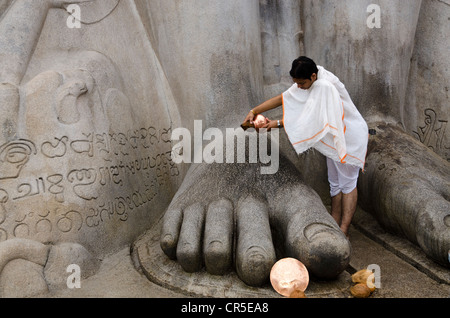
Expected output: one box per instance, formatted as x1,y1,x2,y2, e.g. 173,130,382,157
359,123,450,267
160,135,350,287
0,239,100,297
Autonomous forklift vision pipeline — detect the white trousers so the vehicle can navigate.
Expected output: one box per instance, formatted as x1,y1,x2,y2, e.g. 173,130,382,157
327,157,361,197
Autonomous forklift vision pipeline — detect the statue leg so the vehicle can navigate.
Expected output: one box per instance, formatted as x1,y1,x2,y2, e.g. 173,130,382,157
359,123,450,267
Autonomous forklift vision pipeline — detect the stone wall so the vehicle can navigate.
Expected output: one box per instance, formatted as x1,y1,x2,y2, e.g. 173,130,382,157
0,1,448,295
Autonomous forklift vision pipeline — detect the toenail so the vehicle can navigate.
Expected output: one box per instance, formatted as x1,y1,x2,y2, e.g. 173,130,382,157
162,234,174,245
444,215,450,227
303,223,343,242
206,241,224,254
245,246,267,266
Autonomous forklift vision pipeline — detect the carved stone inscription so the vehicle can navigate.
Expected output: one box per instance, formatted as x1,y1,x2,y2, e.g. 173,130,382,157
0,126,179,242
413,108,450,161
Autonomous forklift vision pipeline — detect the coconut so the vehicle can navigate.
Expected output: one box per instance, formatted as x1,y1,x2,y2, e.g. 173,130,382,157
352,269,375,286
350,283,371,298
289,290,307,298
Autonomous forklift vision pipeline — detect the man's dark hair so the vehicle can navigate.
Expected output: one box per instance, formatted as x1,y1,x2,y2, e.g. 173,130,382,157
289,56,319,80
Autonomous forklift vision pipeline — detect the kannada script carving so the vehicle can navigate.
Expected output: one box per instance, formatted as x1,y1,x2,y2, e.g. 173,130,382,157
0,125,179,242
413,108,450,161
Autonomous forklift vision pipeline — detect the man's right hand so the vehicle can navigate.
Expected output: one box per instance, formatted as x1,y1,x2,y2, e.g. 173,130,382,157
243,110,255,126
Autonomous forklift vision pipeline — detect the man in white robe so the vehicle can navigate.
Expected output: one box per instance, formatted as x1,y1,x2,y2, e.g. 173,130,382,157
243,56,368,237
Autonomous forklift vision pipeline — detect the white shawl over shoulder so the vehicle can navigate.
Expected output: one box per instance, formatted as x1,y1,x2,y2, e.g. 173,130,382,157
282,66,368,169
